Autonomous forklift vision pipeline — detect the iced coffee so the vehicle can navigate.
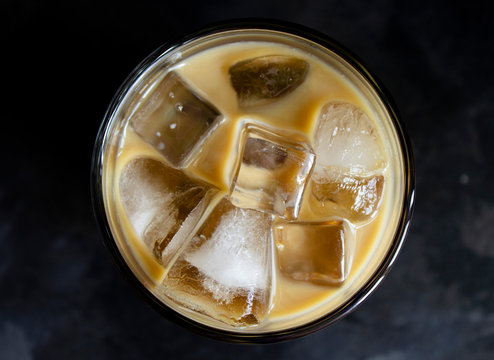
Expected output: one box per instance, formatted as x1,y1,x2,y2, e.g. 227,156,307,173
94,26,412,338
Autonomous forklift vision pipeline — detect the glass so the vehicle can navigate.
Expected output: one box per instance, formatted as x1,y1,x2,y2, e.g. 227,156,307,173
91,20,415,343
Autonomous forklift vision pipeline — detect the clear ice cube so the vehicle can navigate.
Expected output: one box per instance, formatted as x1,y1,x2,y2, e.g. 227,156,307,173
313,102,386,173
119,158,217,266
230,124,315,220
310,102,387,223
162,198,273,326
229,55,309,107
129,72,221,168
274,220,354,286
310,171,384,222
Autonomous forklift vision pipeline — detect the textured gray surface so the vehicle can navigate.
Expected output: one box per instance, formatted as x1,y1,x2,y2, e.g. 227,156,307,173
2,0,494,358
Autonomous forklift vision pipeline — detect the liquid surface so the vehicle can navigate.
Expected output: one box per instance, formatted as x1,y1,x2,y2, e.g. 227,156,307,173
102,36,405,332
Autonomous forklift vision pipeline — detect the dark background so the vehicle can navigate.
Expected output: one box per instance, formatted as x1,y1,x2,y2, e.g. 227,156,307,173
2,0,494,359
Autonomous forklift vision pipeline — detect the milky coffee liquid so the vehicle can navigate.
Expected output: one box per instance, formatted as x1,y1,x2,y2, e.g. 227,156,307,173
100,30,406,333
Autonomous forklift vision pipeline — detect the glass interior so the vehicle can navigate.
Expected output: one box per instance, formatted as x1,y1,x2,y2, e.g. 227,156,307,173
92,25,414,341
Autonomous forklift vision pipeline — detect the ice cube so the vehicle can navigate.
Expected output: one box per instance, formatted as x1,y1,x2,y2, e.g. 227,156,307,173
162,198,273,326
230,124,315,220
242,137,288,170
310,171,384,222
274,220,354,286
129,72,221,168
310,102,386,223
119,158,217,266
229,55,309,107
313,102,386,174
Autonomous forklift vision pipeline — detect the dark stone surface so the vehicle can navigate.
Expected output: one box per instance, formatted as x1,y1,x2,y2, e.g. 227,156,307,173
2,0,494,358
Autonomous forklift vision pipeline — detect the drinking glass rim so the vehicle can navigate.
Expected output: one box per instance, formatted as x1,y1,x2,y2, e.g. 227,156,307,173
91,19,415,344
